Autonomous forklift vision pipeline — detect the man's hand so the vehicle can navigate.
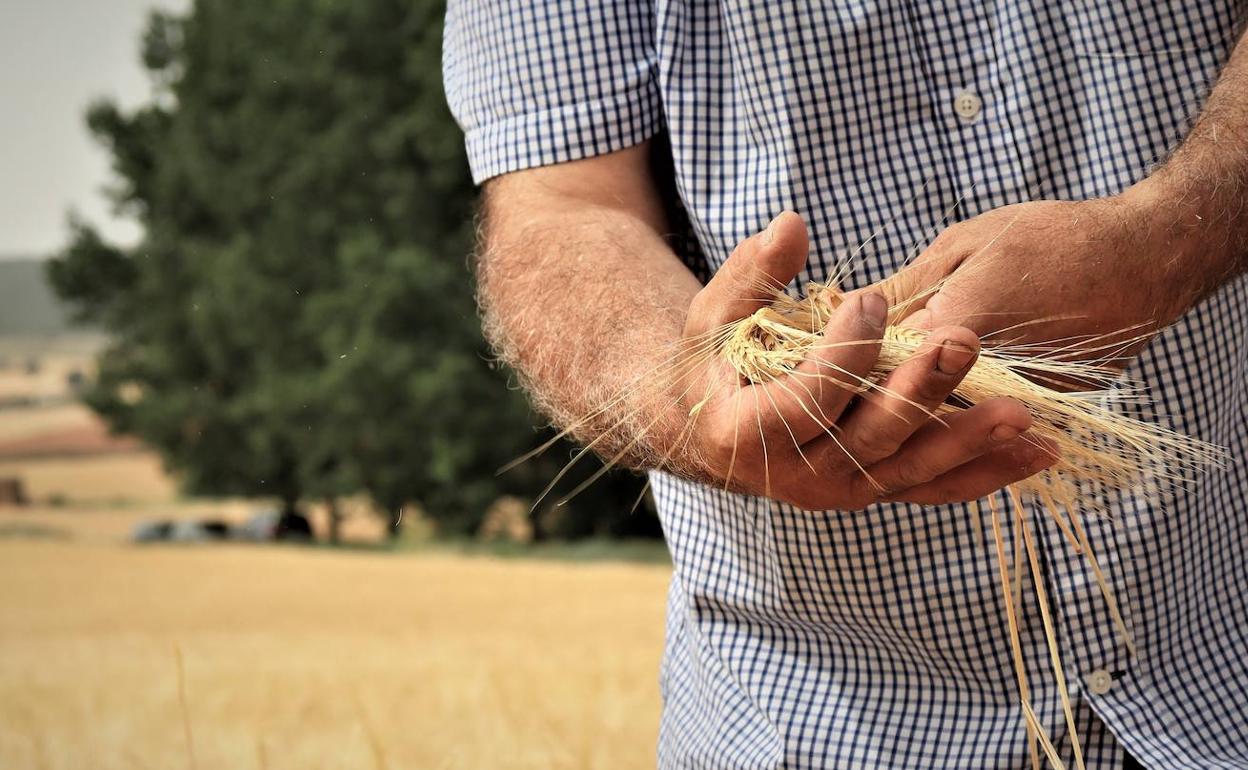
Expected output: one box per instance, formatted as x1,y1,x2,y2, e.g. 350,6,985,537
878,195,1201,364
668,212,1056,510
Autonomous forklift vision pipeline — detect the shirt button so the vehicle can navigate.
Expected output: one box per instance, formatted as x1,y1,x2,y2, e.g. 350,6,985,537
1086,669,1113,695
954,89,982,122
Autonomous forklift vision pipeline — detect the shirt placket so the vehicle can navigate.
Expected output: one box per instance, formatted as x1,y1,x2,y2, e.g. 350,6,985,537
916,0,1138,720
1039,488,1142,708
911,1,1030,217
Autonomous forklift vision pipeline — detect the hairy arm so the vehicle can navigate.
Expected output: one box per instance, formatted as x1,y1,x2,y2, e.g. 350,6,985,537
1128,29,1248,300
477,143,1054,510
476,142,700,472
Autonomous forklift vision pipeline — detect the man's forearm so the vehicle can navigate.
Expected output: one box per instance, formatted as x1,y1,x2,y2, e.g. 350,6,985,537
1129,28,1248,301
476,146,702,471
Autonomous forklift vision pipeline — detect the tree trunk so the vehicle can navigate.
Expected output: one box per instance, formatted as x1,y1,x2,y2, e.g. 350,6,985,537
326,497,342,545
275,494,313,542
387,505,403,541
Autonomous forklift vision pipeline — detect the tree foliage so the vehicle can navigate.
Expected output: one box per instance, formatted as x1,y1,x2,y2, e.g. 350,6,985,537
49,0,654,538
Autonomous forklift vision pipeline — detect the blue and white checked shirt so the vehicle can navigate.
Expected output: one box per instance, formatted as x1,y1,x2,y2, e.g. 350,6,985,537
444,3,1248,768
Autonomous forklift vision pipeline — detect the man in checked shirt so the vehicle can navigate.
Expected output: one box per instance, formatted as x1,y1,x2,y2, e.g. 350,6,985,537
444,3,1248,768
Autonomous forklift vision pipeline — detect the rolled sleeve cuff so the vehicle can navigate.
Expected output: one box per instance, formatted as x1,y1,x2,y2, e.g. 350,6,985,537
463,78,663,185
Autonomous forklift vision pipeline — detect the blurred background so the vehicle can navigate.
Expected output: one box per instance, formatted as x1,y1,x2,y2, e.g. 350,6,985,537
0,1,668,768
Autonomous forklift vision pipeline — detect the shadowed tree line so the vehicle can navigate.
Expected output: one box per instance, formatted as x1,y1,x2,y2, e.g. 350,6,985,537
49,0,656,542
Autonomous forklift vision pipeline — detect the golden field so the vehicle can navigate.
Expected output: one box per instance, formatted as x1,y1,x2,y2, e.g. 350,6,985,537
0,343,671,770
0,515,670,770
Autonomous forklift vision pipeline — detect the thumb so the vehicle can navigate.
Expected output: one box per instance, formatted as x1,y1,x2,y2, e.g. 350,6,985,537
688,211,809,334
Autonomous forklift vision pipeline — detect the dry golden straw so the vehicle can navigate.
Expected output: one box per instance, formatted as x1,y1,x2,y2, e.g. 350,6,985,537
720,281,1222,503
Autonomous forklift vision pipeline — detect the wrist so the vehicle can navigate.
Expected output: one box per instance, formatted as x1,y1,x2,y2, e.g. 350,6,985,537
1116,175,1241,321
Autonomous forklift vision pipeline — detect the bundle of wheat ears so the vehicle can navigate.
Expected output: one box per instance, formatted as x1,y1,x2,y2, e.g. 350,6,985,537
521,263,1225,769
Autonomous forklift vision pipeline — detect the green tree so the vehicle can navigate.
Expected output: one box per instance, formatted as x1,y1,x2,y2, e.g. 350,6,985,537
49,0,652,540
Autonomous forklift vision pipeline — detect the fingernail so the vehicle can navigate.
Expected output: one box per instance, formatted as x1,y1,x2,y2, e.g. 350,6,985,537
936,340,975,374
861,292,888,329
991,424,1021,442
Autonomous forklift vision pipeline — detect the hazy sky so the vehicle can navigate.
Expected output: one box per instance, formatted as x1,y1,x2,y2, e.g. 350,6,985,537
0,0,188,258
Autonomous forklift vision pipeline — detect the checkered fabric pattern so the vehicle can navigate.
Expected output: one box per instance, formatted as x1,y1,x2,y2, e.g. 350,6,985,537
444,2,1248,767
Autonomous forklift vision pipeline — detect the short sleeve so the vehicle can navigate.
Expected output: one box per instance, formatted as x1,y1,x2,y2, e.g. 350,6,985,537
442,0,662,184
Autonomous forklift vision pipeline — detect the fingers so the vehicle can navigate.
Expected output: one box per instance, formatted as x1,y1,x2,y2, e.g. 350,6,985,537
861,397,1034,496
884,434,1060,506
685,211,809,335
876,228,968,327
833,326,982,468
903,308,934,331
748,292,887,445
876,256,944,323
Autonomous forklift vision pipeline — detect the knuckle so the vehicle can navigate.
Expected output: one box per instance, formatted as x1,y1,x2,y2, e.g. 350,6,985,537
702,423,742,464
933,222,969,247
894,457,938,490
852,428,898,462
913,372,954,404
971,430,1002,456
817,445,849,476
684,293,715,334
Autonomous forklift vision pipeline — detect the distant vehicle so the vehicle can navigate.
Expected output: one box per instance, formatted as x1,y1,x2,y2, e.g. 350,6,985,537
236,510,314,542
131,518,232,543
170,519,231,541
131,520,174,543
235,511,278,541
132,510,313,544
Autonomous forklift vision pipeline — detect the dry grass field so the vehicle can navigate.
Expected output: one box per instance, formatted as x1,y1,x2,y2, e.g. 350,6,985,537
0,452,176,504
0,333,104,403
0,400,177,506
0,520,670,770
0,340,671,769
